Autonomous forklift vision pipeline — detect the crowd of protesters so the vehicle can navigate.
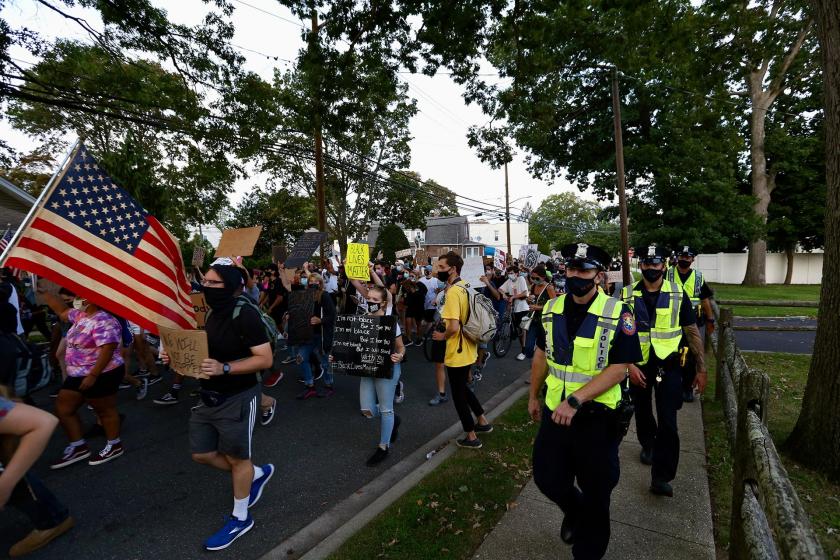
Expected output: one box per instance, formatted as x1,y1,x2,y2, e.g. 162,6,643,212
0,249,580,554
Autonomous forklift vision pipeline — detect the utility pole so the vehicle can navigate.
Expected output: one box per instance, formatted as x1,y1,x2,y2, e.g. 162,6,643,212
611,67,631,286
505,161,512,263
311,11,328,259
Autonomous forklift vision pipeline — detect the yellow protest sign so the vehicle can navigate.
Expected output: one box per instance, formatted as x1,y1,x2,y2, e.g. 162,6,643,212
346,243,370,280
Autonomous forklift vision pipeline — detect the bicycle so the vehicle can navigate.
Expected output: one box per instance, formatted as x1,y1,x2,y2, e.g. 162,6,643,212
492,304,515,358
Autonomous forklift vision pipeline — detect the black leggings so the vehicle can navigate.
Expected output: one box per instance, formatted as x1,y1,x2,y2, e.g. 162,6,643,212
446,364,484,433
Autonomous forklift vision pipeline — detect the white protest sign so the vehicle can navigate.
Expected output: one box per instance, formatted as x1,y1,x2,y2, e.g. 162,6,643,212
461,256,484,287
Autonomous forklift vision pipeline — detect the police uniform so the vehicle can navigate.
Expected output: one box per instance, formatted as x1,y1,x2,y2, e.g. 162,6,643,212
622,245,696,495
665,246,714,401
532,243,642,560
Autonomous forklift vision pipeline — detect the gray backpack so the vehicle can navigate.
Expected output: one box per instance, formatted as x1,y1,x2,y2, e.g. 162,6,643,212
456,283,499,344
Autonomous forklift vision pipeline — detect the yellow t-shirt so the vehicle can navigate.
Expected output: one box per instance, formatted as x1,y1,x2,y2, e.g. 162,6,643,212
441,281,478,368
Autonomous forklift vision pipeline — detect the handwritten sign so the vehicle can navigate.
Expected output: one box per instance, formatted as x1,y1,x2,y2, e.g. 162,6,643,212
346,243,370,280
286,231,327,268
606,271,623,284
493,249,506,270
215,226,262,257
395,248,412,259
191,246,206,267
331,315,396,379
461,256,484,287
191,293,208,329
158,325,209,379
414,249,428,265
287,289,314,345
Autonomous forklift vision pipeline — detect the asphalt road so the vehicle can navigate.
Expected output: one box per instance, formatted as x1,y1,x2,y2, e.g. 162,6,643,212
732,317,817,354
1,343,530,560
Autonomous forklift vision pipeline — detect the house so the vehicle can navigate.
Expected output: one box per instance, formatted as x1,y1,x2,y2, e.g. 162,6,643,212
467,219,529,257
422,216,486,258
0,177,36,231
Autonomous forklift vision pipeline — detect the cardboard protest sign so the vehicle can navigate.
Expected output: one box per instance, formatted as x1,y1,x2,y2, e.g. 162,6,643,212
285,231,327,268
158,325,209,379
215,226,262,257
191,246,206,267
538,253,550,264
606,271,623,284
331,315,396,379
346,243,370,281
518,246,528,261
493,249,506,270
461,256,484,287
271,244,287,263
414,249,428,265
395,248,412,259
286,290,314,345
191,293,208,329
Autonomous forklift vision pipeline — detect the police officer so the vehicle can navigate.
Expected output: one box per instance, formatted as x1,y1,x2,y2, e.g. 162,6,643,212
665,246,715,402
529,242,642,559
622,245,707,497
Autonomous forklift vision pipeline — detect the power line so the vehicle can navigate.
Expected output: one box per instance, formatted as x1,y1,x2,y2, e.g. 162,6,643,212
229,0,305,29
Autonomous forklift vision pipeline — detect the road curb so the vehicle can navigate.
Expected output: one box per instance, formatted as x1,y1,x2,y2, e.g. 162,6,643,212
260,370,531,560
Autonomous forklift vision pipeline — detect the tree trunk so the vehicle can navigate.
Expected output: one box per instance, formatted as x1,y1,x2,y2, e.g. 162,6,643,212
743,84,771,286
784,244,795,285
786,0,840,482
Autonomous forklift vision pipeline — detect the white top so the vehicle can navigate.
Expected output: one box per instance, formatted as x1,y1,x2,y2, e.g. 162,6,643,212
499,276,530,314
418,276,440,310
321,269,339,293
8,284,24,335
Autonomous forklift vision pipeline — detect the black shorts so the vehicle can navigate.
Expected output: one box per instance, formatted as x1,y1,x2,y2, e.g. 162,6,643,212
407,307,424,322
61,365,124,399
423,309,436,323
431,339,446,364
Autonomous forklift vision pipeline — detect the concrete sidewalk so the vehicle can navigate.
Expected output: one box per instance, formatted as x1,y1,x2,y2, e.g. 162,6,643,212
472,398,715,560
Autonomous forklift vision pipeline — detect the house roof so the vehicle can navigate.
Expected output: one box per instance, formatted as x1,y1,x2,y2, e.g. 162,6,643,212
0,177,36,207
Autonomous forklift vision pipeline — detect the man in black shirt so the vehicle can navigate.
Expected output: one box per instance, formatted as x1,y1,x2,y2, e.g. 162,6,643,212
174,264,275,551
529,242,642,559
622,245,707,498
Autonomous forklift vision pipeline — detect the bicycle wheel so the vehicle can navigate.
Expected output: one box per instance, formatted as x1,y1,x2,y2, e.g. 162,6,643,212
493,322,513,357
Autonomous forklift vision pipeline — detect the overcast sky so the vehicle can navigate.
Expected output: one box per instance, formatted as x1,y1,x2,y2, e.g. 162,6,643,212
1,0,584,231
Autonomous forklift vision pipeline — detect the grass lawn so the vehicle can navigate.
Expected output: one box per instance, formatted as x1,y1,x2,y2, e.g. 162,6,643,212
328,396,537,560
702,352,840,557
710,283,820,318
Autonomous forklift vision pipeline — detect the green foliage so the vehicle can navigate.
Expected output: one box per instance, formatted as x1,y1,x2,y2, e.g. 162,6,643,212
372,222,410,264
0,142,58,197
529,192,620,256
224,186,316,261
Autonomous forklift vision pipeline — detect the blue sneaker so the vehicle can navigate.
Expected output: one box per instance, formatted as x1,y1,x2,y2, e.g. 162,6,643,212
204,515,254,551
249,464,274,508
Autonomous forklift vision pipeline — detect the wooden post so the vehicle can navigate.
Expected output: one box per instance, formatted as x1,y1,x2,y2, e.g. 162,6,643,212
311,11,328,259
505,161,512,261
611,67,631,286
715,308,732,402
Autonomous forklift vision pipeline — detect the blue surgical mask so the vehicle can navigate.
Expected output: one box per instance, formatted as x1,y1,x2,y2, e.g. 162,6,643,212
519,272,527,277
300,277,308,287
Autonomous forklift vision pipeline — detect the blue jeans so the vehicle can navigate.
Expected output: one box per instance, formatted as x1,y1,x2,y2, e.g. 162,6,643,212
10,473,70,530
524,319,539,359
296,335,333,386
359,364,402,446
493,299,507,322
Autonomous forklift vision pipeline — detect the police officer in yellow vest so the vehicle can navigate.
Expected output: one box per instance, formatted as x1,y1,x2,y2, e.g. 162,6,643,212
529,242,642,559
665,246,715,403
623,245,707,497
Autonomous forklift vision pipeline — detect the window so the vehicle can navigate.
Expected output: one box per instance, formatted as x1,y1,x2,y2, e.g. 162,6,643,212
494,230,499,241
466,246,480,258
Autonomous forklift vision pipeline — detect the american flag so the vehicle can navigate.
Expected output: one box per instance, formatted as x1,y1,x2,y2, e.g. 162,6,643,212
1,142,196,333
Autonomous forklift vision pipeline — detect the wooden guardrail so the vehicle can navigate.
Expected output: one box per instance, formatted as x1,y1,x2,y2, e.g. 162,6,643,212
716,299,819,308
711,305,825,559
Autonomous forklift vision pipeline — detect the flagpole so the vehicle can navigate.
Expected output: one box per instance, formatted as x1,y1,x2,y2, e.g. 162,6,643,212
0,139,80,266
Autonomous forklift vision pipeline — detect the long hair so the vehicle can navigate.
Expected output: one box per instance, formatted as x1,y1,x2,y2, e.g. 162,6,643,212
308,272,325,303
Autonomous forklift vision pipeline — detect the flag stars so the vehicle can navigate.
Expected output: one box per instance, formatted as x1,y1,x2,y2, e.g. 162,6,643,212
95,219,102,226
74,199,83,207
84,220,92,228
97,174,104,181
126,243,133,250
50,202,60,210
106,217,113,224
87,175,94,182
132,231,140,238
110,227,117,234
83,163,90,170
58,188,67,196
90,208,99,216
100,229,107,236
92,185,99,193
74,164,81,172
105,195,113,202
63,200,71,208
68,211,76,219
66,177,75,184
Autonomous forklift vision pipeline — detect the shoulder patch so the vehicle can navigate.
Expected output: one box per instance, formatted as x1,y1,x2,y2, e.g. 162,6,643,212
620,312,637,336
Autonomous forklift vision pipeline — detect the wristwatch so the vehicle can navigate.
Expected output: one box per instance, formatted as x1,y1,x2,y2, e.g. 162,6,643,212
567,395,581,410
222,363,231,375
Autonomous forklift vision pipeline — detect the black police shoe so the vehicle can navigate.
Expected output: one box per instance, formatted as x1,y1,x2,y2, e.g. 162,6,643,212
650,480,674,497
560,515,577,545
640,448,653,466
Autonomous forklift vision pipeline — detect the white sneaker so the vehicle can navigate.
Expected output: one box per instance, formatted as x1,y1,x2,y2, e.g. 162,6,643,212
395,381,405,404
516,353,526,361
135,377,149,400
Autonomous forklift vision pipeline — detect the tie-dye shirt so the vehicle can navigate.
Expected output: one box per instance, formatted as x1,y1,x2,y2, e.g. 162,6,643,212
0,395,13,422
65,309,124,378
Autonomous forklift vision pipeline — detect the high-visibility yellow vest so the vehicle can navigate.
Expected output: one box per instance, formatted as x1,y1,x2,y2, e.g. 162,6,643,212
666,267,704,308
621,280,683,365
541,292,623,411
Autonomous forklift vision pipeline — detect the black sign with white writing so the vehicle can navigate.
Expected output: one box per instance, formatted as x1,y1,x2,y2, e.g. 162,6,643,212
285,231,327,268
331,315,396,379
287,290,314,345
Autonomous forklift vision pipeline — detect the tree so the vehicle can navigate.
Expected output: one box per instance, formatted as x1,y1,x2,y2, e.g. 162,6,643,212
528,192,620,256
372,222,410,264
519,201,534,222
0,143,58,197
224,186,316,261
6,42,240,238
786,0,840,481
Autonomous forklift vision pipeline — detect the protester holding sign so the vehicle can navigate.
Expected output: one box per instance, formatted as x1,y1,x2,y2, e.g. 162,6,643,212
293,273,337,400
37,289,126,469
161,264,274,551
499,265,531,361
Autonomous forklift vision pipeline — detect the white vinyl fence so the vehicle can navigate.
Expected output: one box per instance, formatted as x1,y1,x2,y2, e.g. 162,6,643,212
694,252,823,284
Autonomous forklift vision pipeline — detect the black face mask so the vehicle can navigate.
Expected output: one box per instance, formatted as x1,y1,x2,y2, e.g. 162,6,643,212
367,302,381,313
566,276,595,297
203,286,235,311
437,270,451,283
642,268,664,283
677,259,692,269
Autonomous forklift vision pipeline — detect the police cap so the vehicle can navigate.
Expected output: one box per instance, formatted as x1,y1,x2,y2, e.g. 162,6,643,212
560,242,611,271
677,245,697,257
640,244,671,264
